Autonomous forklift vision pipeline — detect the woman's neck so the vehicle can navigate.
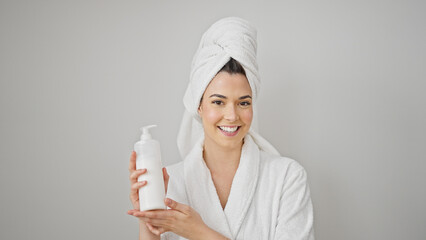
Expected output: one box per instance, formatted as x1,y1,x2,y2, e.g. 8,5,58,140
202,138,243,176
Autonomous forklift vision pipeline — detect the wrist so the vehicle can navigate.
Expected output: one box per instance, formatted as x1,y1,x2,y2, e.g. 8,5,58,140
139,220,160,240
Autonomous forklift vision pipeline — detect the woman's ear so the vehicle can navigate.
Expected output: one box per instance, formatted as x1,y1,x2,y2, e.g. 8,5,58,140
198,105,202,115
198,97,203,115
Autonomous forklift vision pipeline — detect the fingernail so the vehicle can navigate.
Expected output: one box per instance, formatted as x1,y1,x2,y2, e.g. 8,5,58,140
165,198,171,205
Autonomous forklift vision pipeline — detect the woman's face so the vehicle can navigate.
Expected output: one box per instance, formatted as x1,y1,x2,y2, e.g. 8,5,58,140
198,71,253,150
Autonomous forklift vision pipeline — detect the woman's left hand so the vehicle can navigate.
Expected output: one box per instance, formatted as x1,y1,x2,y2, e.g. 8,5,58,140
127,198,209,238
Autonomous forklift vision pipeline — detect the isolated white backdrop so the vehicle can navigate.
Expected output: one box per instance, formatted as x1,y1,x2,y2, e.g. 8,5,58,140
1,1,425,239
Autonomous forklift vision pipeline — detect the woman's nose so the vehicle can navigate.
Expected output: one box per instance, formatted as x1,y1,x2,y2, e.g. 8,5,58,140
224,105,239,122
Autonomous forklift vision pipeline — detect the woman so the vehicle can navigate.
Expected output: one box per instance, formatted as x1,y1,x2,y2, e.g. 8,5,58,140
128,17,314,240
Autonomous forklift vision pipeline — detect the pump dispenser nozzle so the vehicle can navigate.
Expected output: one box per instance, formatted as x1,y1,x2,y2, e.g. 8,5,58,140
140,125,157,141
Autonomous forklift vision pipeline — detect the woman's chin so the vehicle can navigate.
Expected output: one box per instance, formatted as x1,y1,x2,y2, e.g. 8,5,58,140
217,135,246,150
203,128,249,150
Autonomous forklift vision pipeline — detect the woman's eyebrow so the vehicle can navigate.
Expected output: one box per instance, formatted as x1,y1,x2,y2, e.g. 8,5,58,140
209,94,227,99
209,94,252,99
239,95,252,100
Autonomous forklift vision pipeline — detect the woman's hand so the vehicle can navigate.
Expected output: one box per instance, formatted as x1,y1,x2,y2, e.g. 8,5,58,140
128,198,216,239
128,151,169,210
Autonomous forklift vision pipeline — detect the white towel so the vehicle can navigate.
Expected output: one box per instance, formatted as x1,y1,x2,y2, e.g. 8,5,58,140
177,16,280,159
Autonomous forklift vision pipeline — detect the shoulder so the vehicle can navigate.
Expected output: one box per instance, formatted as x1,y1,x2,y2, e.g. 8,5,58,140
259,150,306,173
258,150,308,182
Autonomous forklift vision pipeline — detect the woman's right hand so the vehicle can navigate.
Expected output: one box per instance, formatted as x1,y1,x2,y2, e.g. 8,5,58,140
128,151,169,210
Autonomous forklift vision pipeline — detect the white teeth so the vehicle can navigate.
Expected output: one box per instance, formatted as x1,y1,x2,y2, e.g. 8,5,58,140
219,126,239,133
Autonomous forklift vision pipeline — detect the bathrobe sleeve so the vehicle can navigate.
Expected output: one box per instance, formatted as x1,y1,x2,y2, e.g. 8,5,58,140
274,167,315,240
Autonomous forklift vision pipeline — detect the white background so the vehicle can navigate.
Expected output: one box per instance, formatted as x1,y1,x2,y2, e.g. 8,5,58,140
1,0,425,239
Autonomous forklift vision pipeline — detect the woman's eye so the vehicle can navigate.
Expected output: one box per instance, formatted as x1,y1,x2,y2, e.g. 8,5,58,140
212,100,223,105
240,101,251,106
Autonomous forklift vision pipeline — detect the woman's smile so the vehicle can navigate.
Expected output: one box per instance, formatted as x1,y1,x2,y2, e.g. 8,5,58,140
217,125,241,136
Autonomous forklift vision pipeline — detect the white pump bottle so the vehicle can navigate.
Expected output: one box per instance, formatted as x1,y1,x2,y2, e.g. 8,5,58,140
134,125,166,211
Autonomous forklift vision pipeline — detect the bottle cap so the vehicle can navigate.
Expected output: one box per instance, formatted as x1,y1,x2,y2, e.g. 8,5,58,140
140,125,157,140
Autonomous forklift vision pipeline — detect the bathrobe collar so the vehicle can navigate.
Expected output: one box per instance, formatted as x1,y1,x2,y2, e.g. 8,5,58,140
184,135,260,239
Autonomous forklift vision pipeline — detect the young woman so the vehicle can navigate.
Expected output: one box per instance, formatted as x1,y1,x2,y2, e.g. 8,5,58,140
128,17,314,240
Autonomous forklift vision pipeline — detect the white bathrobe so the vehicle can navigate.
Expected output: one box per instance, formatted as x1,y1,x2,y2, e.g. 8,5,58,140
162,135,315,240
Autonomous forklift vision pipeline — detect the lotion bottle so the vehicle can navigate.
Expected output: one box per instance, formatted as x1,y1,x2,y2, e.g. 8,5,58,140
134,125,166,211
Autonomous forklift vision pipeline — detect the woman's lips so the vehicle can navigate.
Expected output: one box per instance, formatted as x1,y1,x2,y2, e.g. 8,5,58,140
217,126,241,137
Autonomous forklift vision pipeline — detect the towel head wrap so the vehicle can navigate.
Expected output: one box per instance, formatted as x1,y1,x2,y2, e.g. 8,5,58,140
178,16,280,159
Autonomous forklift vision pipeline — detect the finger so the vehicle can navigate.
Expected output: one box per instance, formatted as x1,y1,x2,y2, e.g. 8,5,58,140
127,209,138,215
129,193,140,210
128,151,137,172
164,198,191,214
162,167,169,193
134,209,173,219
131,211,171,229
130,181,146,203
130,212,169,227
129,168,147,183
131,181,147,192
156,227,166,235
128,209,150,217
163,167,170,180
141,217,168,226
128,210,150,221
